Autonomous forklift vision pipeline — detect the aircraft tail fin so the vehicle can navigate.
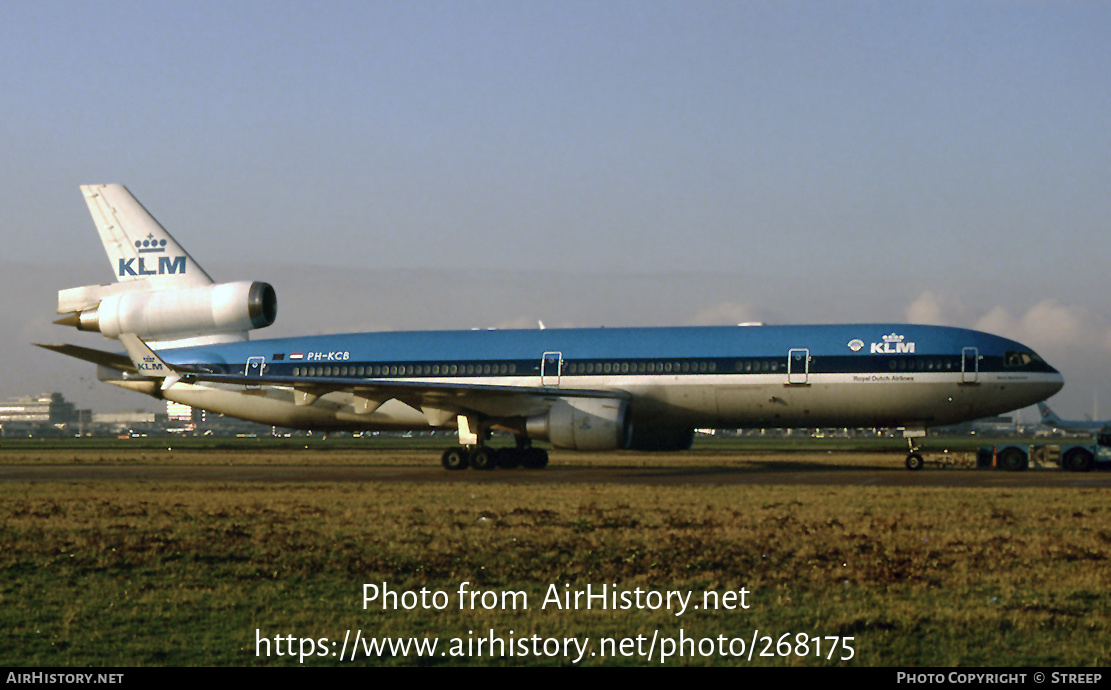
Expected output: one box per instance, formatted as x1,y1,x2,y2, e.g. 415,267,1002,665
1037,402,1064,424
80,184,213,288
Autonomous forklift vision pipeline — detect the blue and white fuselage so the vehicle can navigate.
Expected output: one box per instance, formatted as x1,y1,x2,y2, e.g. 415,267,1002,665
45,185,1064,468
150,323,1061,445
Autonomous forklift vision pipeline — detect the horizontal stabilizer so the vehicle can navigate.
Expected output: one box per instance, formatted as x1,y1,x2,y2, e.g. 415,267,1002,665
34,343,136,372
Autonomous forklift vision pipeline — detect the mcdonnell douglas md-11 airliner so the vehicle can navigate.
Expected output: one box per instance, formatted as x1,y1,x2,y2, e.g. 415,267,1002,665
40,185,1064,469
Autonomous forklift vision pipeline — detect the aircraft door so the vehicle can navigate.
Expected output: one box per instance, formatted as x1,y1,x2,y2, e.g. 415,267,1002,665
788,348,809,385
541,352,562,387
961,347,978,384
246,356,267,378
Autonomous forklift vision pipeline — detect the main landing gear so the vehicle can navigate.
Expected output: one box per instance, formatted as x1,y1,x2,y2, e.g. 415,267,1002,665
440,445,549,471
443,419,549,470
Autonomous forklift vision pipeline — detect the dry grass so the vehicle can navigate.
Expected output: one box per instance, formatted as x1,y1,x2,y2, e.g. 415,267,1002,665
0,445,1107,666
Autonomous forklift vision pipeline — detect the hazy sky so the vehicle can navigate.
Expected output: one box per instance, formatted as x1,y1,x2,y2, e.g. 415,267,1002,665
3,1,1110,419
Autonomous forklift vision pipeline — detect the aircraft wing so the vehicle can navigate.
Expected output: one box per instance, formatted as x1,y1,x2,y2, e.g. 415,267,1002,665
168,369,626,399
34,343,136,372
116,334,627,423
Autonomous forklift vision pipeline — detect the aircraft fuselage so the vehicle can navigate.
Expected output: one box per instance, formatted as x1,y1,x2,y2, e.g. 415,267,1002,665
148,323,1062,435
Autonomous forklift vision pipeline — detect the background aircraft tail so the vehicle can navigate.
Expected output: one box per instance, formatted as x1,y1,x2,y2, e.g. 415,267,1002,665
1037,402,1064,425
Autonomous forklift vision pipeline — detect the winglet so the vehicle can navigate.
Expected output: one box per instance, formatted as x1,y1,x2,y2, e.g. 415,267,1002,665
118,333,182,389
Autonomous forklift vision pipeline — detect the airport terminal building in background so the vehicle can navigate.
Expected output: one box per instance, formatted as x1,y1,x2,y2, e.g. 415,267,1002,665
0,393,81,427
0,392,265,438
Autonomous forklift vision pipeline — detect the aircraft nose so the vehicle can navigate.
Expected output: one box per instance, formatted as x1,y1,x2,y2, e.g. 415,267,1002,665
1050,370,1065,395
1037,367,1065,401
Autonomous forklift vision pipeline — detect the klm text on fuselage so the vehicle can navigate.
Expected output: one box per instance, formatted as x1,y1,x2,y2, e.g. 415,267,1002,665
870,341,915,354
118,256,187,277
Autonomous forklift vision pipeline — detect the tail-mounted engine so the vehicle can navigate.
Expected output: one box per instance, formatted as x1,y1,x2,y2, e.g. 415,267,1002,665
55,280,276,346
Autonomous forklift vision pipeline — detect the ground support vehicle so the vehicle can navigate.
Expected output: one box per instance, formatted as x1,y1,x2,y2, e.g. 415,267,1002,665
1056,433,1111,472
978,433,1111,472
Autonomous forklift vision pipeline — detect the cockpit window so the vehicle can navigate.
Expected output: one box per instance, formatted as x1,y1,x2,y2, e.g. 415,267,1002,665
1004,351,1043,368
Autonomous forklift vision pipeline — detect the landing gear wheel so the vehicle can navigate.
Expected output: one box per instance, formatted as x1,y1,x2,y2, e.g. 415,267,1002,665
905,453,924,471
470,447,498,471
998,447,1029,472
498,449,522,469
522,448,549,469
441,448,469,470
1063,448,1095,472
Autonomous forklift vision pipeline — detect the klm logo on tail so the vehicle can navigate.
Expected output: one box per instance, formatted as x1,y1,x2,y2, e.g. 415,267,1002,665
119,256,187,277
118,234,187,276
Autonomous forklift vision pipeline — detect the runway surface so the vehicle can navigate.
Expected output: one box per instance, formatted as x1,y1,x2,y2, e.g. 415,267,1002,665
1,463,1107,487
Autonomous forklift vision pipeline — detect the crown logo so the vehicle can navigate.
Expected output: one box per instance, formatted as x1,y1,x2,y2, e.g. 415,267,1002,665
135,234,168,253
882,333,904,343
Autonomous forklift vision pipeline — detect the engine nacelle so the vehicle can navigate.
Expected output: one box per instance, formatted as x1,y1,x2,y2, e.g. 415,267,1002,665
526,398,631,451
68,281,276,341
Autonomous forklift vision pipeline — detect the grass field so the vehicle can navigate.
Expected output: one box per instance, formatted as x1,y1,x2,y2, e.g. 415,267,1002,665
0,440,1107,666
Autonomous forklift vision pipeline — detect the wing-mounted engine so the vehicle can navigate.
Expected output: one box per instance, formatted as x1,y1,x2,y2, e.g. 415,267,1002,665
521,398,694,452
525,398,632,451
55,280,277,348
